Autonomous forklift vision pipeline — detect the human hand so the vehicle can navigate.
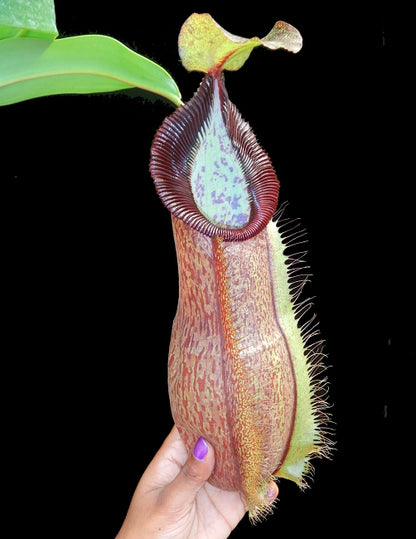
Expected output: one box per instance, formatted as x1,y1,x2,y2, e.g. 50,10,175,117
115,425,278,538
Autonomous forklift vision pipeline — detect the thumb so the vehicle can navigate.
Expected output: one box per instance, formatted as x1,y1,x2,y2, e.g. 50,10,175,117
160,437,214,511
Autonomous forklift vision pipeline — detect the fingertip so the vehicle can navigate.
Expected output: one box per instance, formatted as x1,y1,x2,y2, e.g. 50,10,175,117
266,481,279,503
189,437,214,478
192,437,209,461
165,437,214,505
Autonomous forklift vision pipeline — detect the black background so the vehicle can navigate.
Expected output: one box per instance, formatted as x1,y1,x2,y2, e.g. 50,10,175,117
2,1,409,537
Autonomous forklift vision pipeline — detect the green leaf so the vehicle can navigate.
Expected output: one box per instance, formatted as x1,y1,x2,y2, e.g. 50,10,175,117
0,0,58,40
0,34,182,107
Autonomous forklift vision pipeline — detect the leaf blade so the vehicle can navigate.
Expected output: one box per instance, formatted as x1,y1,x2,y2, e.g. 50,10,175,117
0,0,58,40
0,35,182,106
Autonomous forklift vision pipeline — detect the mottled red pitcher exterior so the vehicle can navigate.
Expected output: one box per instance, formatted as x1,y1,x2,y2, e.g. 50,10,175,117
169,217,296,508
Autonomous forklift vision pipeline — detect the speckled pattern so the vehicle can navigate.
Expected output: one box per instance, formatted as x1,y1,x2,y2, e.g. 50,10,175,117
168,216,296,515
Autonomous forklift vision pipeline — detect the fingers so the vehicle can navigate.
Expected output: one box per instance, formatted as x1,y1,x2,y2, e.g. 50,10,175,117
158,436,215,513
157,433,279,515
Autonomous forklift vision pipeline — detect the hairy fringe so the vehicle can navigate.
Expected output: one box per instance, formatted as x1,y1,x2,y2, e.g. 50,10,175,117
246,202,335,523
274,201,336,477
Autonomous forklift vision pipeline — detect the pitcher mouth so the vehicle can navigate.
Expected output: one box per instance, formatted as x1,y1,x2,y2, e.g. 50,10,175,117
150,72,279,241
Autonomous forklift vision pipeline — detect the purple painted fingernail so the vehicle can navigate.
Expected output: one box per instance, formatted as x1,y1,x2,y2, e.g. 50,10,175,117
193,437,208,461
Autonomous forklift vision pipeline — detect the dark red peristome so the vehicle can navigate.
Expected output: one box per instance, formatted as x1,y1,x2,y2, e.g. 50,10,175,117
149,72,279,241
